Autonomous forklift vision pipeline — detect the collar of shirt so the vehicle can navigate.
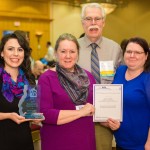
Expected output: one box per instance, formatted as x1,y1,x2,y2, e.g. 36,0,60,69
83,35,103,49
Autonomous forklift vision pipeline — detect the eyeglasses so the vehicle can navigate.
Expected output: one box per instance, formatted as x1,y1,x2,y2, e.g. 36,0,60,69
83,17,103,23
125,50,145,56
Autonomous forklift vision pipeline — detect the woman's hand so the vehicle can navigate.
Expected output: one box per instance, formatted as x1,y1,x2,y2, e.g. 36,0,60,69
100,118,120,131
30,114,45,125
9,112,26,124
107,118,120,130
79,103,95,117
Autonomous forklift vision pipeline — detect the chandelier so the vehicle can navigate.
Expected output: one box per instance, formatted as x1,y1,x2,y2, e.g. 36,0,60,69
67,0,124,15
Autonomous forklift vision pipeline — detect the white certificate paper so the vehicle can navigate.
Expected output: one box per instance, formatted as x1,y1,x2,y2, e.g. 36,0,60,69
93,84,123,122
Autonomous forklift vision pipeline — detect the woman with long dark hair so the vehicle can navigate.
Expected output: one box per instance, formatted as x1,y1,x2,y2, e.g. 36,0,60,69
0,32,42,150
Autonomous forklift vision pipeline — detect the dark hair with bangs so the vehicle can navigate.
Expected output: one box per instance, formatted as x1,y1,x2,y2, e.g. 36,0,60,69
0,32,35,85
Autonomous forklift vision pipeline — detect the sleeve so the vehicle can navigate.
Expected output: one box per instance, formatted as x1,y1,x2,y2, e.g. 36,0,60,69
38,74,60,125
144,73,150,127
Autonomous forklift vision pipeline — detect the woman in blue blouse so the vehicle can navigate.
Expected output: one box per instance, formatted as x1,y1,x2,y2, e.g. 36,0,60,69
112,37,150,150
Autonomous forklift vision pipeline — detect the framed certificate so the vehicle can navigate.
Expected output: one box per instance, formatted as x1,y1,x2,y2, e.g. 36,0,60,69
18,85,44,119
93,84,123,122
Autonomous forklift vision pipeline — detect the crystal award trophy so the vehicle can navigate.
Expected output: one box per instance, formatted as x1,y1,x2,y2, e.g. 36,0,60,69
18,85,44,119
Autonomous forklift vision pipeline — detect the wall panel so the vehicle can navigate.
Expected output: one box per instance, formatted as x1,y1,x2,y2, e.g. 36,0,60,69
0,0,51,60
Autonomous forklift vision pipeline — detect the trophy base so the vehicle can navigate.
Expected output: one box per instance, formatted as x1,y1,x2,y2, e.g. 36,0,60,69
24,113,44,119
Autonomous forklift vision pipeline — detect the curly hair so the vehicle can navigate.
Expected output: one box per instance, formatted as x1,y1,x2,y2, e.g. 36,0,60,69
0,32,35,85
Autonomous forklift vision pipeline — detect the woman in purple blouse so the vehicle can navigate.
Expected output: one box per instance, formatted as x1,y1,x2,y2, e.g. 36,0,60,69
38,33,96,150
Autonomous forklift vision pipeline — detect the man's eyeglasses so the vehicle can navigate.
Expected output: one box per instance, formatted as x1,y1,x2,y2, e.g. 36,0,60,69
125,50,145,55
83,17,104,23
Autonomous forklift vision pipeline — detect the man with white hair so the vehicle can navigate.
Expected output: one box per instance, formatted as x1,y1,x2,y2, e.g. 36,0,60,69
78,3,123,150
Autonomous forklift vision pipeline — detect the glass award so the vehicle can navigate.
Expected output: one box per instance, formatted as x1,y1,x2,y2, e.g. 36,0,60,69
18,85,44,119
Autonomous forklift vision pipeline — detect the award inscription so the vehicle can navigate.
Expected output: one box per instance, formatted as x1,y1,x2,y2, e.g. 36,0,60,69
93,84,123,122
18,85,44,119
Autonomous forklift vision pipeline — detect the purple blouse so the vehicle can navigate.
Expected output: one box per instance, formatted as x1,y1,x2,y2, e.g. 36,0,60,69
38,69,96,150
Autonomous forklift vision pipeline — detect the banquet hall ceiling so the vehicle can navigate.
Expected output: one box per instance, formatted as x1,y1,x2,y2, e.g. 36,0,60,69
50,0,127,7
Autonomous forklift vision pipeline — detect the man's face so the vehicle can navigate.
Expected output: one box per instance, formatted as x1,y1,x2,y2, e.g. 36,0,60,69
82,7,105,42
35,64,44,76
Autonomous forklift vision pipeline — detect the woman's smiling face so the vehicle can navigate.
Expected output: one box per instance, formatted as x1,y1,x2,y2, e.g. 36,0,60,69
1,38,24,71
55,40,78,72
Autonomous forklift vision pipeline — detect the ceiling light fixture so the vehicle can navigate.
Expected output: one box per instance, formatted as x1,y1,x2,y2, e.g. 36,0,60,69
79,0,123,15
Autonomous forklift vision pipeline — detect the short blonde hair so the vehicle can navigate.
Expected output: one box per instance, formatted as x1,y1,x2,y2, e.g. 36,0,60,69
55,33,80,55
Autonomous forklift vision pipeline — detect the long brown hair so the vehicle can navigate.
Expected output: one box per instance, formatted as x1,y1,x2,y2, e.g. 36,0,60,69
0,33,35,85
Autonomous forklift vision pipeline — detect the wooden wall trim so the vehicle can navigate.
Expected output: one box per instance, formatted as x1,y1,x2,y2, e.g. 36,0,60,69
0,0,50,19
